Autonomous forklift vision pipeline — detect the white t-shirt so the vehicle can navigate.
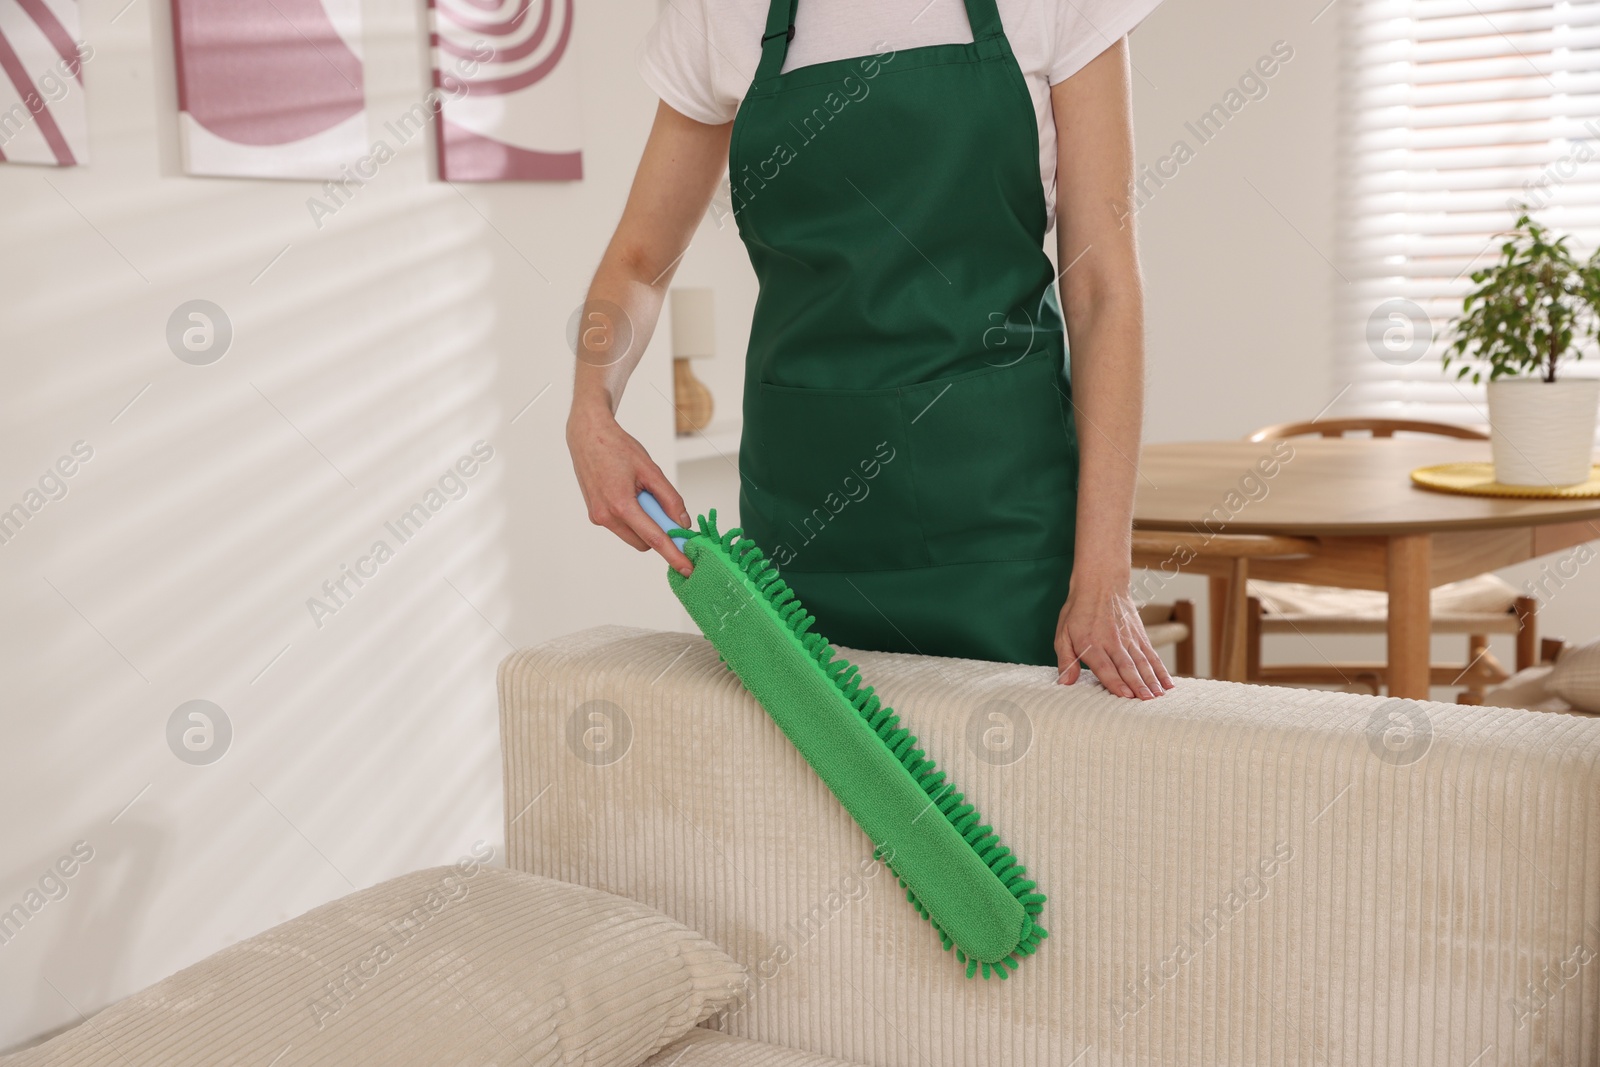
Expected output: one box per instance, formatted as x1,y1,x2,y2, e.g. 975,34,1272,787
638,0,1165,231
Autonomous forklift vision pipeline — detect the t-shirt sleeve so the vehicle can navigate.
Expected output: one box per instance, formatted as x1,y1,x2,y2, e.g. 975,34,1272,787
1047,0,1166,85
637,0,739,125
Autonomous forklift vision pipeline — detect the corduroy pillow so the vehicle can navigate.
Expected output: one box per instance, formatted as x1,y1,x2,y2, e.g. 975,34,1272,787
1549,638,1600,714
3,866,745,1066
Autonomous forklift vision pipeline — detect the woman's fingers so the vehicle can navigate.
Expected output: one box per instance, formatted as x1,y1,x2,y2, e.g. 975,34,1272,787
638,464,692,530
1068,628,1174,699
579,475,688,571
1058,618,1144,696
1070,640,1124,697
1124,641,1168,699
1052,583,1177,699
1139,634,1177,691
632,464,694,574
1081,644,1136,698
618,495,694,576
1104,640,1156,699
1054,629,1083,685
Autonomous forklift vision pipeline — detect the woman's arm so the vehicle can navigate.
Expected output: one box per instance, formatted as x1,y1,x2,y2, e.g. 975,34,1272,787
566,101,732,576
1050,39,1174,699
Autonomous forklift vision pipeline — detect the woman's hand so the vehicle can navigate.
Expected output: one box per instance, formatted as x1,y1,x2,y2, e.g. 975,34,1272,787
567,402,694,576
1054,571,1175,699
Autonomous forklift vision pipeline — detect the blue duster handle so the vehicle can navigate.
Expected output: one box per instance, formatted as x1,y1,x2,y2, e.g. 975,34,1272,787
637,490,688,550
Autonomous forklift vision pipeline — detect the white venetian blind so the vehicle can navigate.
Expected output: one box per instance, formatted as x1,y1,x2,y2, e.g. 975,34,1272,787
1335,0,1600,427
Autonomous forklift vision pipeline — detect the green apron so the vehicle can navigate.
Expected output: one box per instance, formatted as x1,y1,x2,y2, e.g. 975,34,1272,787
730,0,1079,667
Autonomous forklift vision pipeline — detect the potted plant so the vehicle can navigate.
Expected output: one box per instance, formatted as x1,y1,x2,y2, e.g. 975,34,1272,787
1444,210,1600,486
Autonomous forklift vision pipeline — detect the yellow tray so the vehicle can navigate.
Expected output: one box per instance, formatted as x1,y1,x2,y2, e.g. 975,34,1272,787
1411,462,1600,498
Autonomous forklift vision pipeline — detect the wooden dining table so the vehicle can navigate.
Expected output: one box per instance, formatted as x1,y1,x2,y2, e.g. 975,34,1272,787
1133,437,1600,698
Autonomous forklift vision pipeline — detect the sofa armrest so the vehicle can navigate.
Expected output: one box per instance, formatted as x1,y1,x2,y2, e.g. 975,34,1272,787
500,625,1600,1067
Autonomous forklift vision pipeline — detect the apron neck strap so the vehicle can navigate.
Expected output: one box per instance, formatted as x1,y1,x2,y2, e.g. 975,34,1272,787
754,0,1007,82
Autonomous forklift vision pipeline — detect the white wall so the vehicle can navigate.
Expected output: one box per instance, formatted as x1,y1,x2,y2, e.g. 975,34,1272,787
0,0,689,1050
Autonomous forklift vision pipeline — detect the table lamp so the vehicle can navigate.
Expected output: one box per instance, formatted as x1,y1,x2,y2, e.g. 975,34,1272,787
670,287,715,435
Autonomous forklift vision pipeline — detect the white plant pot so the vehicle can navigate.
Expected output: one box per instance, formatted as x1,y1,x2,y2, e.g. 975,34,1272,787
1486,377,1600,486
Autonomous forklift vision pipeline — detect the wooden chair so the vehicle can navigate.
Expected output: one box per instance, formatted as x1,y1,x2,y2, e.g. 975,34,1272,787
1137,598,1197,677
1131,532,1317,681
1243,418,1538,702
1246,417,1490,442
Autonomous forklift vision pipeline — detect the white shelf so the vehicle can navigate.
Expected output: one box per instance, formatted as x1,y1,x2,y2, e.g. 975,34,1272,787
675,419,741,465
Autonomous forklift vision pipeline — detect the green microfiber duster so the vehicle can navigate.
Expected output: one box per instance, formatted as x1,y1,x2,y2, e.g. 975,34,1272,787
638,493,1046,979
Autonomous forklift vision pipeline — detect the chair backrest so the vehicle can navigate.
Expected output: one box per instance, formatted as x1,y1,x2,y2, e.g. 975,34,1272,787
1246,417,1488,442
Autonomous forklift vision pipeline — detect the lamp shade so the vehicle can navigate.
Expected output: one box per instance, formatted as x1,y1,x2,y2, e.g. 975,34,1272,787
669,288,716,360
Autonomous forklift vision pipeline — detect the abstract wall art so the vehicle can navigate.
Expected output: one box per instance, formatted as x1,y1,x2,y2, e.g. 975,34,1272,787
428,0,583,182
0,0,91,166
171,0,367,179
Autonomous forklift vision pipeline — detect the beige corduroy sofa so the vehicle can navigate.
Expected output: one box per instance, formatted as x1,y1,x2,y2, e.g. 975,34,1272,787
14,623,1597,1065
502,624,1600,1067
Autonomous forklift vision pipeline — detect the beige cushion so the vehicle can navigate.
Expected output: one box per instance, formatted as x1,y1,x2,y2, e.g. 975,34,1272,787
1136,601,1189,648
1142,620,1189,648
1483,665,1571,713
1549,639,1600,713
1136,601,1174,626
3,866,744,1067
1251,572,1519,622
645,1029,869,1066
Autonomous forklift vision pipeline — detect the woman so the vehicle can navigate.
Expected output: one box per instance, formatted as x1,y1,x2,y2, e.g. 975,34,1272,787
566,0,1174,700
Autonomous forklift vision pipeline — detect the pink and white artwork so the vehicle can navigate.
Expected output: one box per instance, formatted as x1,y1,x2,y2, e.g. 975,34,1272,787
171,0,367,179
429,0,582,181
0,0,90,166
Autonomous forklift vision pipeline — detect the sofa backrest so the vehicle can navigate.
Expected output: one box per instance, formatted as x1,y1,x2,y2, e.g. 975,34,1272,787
500,625,1600,1067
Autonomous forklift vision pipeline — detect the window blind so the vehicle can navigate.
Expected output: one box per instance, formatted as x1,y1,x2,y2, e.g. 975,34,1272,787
1335,0,1600,432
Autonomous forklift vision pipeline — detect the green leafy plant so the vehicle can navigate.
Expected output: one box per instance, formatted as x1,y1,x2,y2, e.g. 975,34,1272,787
1444,210,1600,384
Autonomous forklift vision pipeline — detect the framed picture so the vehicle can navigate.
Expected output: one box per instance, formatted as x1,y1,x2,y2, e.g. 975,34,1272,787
0,0,90,166
171,0,367,179
429,0,582,181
